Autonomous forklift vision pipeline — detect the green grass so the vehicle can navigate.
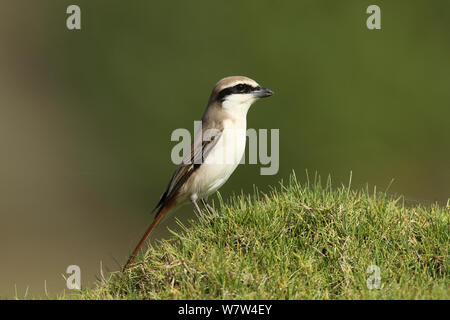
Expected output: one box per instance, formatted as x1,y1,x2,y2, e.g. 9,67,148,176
81,173,449,299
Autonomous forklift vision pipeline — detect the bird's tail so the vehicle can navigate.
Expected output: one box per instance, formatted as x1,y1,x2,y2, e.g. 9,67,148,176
123,200,175,271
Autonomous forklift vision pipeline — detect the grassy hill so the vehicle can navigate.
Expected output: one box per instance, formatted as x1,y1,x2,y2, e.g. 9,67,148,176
81,174,448,299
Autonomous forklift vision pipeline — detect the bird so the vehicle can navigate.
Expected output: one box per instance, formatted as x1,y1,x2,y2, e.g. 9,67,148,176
123,76,274,269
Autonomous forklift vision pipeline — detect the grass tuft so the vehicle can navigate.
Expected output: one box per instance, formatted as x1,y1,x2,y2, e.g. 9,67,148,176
81,173,449,299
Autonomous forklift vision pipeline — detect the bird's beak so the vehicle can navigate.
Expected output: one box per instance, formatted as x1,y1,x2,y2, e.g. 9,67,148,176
253,87,274,98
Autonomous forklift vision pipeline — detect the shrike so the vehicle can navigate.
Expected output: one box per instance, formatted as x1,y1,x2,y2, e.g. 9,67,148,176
124,76,273,269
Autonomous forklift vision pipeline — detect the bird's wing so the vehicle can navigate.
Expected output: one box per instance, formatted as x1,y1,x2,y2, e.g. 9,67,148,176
151,126,223,216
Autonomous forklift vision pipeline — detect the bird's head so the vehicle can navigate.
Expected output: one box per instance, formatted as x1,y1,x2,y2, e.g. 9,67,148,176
209,76,274,116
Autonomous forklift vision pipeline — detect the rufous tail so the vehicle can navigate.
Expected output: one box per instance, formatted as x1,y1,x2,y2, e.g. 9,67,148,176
123,202,174,270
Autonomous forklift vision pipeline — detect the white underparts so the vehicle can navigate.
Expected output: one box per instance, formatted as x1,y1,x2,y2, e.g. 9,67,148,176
185,94,258,200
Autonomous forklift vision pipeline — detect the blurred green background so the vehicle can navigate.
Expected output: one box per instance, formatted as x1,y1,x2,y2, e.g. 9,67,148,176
0,0,448,297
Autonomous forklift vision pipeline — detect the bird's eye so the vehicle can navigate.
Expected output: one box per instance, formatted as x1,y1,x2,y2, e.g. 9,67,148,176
236,84,246,92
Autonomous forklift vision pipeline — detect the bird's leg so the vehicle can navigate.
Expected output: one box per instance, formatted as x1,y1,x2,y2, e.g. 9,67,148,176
201,198,216,216
191,198,203,216
200,199,209,214
206,202,217,216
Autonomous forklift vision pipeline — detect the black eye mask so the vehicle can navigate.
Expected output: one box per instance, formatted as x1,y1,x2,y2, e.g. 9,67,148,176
217,83,259,101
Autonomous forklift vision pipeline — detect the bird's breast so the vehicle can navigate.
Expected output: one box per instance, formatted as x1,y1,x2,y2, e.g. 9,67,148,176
189,119,247,198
